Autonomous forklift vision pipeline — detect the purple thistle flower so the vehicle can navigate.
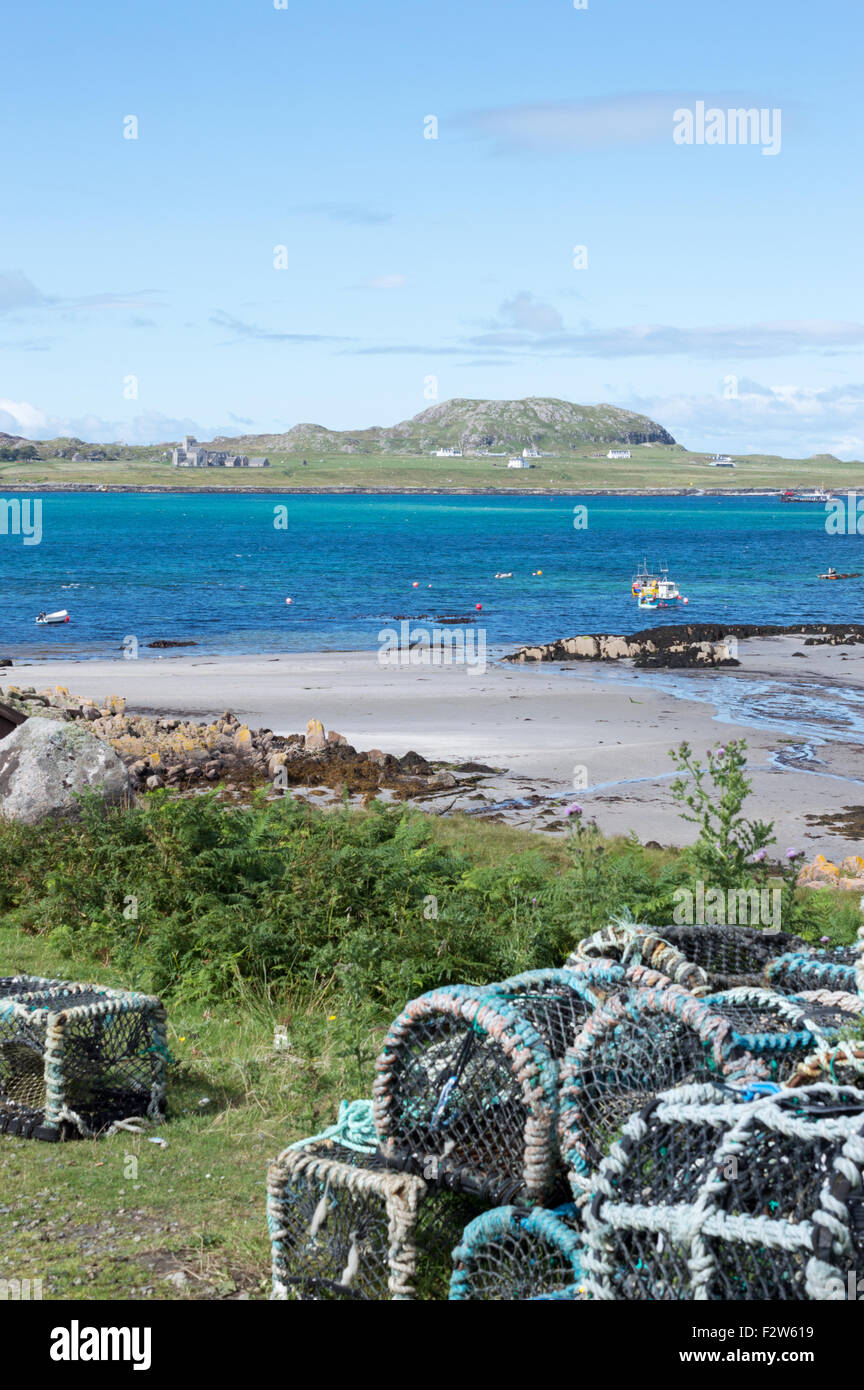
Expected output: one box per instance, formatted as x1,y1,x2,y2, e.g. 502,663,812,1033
786,848,802,860
820,935,831,944
564,802,583,817
753,849,767,862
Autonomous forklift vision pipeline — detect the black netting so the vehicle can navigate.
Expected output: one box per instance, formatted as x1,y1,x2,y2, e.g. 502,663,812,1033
660,925,807,989
491,968,618,1058
450,1207,584,1301
375,987,564,1204
583,1083,864,1301
607,1101,733,1209
378,1012,538,1201
562,1005,751,1180
268,1141,479,1300
0,987,165,1138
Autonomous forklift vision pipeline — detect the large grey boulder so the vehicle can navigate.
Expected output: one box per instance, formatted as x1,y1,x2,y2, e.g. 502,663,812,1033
0,717,132,824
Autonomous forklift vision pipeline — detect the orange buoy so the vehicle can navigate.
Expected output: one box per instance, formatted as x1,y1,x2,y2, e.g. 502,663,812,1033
412,581,419,588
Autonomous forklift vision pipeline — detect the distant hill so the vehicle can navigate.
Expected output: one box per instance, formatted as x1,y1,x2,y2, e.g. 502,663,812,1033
208,397,677,455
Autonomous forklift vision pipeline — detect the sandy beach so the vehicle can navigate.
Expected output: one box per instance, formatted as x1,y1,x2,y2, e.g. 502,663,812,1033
9,633,864,859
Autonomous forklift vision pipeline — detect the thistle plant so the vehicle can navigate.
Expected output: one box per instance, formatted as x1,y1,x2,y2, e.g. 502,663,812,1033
669,739,776,892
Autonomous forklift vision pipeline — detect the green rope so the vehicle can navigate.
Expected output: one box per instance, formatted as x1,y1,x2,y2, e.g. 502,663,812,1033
287,1099,378,1154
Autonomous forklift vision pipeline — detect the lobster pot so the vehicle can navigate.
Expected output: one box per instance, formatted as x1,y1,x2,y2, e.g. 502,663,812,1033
0,983,168,1140
655,924,809,990
581,1082,864,1300
487,964,625,1058
374,987,565,1205
267,1140,479,1300
450,1204,585,1301
765,951,858,997
569,924,711,993
559,983,767,1191
702,988,834,1081
0,976,65,996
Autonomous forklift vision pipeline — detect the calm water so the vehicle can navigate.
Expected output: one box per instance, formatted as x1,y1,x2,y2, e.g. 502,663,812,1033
2,492,862,657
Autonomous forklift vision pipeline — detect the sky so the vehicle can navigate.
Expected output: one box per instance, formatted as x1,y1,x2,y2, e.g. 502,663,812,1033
2,0,863,457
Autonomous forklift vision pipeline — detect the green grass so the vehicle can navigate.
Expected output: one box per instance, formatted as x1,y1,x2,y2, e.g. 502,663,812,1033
2,446,864,493
0,792,859,1300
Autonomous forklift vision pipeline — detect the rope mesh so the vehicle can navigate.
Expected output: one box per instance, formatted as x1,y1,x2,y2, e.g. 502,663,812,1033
559,985,767,1189
449,1204,585,1301
267,1139,480,1300
581,1082,864,1301
0,981,168,1138
375,985,568,1204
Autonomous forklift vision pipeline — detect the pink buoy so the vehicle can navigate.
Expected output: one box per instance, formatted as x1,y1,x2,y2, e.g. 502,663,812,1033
412,581,419,588
285,597,293,605
475,603,482,611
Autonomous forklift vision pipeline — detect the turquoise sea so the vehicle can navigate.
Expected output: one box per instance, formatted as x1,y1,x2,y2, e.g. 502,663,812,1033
2,492,862,658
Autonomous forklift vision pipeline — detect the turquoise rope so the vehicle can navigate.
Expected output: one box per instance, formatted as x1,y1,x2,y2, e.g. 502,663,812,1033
287,1098,378,1154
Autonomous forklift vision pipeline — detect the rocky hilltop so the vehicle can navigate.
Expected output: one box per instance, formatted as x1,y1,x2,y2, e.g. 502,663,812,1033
209,397,676,456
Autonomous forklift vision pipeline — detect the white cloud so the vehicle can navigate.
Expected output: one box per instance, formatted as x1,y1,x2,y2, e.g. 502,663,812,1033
622,380,864,459
459,93,748,153
498,292,564,335
365,274,407,289
0,399,50,433
0,270,162,317
0,403,253,446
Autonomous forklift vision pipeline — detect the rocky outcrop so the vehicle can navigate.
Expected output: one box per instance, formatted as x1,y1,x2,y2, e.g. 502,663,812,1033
0,717,132,823
798,854,864,893
505,632,737,669
0,686,460,803
505,622,864,670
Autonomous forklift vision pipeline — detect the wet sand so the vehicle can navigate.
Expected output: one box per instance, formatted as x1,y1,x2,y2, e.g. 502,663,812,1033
9,635,864,858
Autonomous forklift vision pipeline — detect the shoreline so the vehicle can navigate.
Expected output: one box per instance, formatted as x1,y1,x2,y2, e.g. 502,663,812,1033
0,483,815,497
7,638,864,859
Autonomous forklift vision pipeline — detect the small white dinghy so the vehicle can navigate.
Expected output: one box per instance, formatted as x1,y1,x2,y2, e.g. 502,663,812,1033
35,609,70,625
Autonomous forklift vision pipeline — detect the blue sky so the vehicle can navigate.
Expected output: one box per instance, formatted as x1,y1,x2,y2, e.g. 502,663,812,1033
2,0,863,456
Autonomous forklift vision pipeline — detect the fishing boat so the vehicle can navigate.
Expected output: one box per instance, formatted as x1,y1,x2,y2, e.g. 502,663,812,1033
818,569,862,580
781,485,836,504
631,560,689,608
35,609,70,625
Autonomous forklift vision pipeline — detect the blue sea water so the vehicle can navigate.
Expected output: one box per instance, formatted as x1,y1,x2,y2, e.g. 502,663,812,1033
2,491,863,658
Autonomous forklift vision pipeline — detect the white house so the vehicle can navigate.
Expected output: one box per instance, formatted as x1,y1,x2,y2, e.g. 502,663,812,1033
707,454,736,467
607,449,631,460
507,457,535,469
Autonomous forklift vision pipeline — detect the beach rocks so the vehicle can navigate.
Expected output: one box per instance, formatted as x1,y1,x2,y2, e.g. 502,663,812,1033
0,687,462,808
0,717,132,824
304,718,327,752
798,854,864,893
506,622,864,670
